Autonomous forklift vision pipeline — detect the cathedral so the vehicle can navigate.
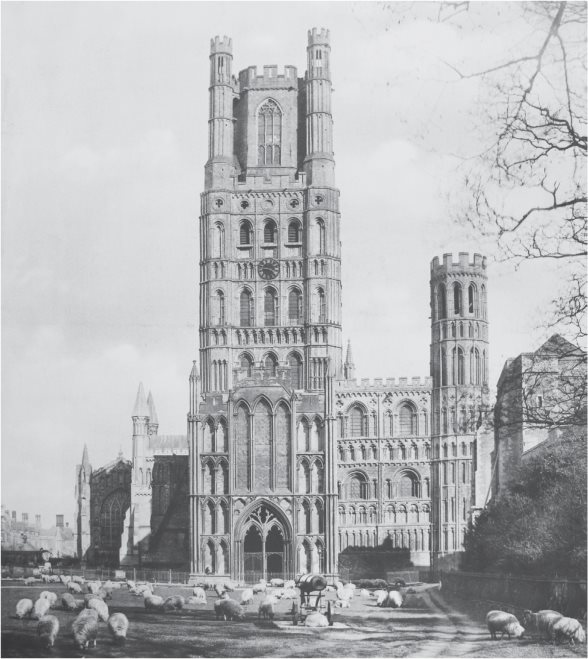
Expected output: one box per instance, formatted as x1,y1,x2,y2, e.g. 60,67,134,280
75,29,491,581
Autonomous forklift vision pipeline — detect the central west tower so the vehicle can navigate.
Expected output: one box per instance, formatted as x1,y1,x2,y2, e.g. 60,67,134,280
189,29,342,581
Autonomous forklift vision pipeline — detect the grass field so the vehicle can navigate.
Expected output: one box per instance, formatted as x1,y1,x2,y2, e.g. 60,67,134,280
2,580,585,658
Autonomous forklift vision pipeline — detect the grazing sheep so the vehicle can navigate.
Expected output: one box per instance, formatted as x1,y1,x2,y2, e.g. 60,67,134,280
280,588,298,600
252,581,267,595
103,580,114,590
87,597,109,622
187,596,207,606
15,598,34,619
305,612,329,627
107,612,129,646
61,593,78,612
214,598,245,621
522,610,563,639
192,586,207,600
37,615,59,649
486,610,525,640
144,595,165,611
126,579,136,590
270,578,284,588
24,577,37,586
223,582,236,592
378,591,403,609
67,581,82,594
41,574,51,584
163,596,185,611
240,589,254,606
32,598,51,620
87,581,101,594
284,580,295,590
373,590,387,605
360,589,370,598
72,608,99,650
549,617,586,645
258,595,276,620
84,593,101,606
335,600,350,608
71,575,85,585
39,591,58,607
59,575,71,585
74,599,85,610
214,583,226,598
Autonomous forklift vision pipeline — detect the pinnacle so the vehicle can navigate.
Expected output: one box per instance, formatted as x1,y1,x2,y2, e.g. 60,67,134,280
345,340,354,365
81,444,90,466
190,361,200,380
147,391,159,424
132,383,150,417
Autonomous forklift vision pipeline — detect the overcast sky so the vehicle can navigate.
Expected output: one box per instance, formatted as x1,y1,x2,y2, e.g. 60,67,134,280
2,1,575,526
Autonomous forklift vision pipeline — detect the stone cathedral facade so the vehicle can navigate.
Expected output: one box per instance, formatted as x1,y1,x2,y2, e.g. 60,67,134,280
75,29,491,580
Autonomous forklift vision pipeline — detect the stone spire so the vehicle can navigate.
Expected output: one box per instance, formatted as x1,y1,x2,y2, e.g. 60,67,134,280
190,361,200,381
147,391,159,435
344,340,355,380
81,444,90,468
132,383,150,418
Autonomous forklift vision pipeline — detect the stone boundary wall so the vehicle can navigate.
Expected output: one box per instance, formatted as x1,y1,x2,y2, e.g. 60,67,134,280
441,570,587,618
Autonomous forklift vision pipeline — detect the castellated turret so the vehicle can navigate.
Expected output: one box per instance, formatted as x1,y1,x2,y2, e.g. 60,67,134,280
429,253,489,566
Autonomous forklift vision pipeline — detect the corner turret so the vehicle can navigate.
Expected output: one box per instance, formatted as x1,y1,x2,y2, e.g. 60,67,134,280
343,340,355,380
147,391,159,436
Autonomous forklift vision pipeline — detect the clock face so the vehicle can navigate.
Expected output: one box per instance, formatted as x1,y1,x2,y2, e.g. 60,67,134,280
258,258,280,280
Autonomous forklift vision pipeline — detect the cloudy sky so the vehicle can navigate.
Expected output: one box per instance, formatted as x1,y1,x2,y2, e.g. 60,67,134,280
2,1,573,526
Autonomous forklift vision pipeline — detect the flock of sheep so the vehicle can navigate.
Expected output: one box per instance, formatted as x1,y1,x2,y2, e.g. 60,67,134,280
12,573,587,651
486,608,586,645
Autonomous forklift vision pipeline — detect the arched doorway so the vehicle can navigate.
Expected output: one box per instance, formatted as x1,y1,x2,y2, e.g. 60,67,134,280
238,503,290,583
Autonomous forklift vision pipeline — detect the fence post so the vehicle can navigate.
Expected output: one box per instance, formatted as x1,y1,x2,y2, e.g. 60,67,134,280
169,569,172,584
133,568,136,582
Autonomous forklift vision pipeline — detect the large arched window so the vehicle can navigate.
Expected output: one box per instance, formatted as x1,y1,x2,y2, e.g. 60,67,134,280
264,288,278,325
453,282,463,315
99,491,129,550
317,219,326,254
437,284,447,320
264,353,278,377
263,219,277,244
240,353,253,377
239,220,252,245
288,289,302,324
258,99,282,165
214,223,225,258
453,346,465,385
398,472,419,497
288,352,303,389
468,283,478,315
349,405,367,437
240,289,253,326
215,291,225,325
398,403,417,436
288,219,301,243
346,473,368,500
317,288,326,323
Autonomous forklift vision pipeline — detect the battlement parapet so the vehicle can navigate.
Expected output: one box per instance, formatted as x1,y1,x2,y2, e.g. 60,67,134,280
431,252,487,274
336,376,433,390
210,36,232,55
308,27,330,46
239,65,298,90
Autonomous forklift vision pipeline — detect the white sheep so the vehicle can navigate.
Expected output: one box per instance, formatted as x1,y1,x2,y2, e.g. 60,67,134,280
284,580,296,590
87,581,101,594
335,600,350,608
144,594,165,611
59,575,71,585
486,610,525,640
240,588,254,606
24,577,37,586
41,574,52,584
360,589,370,598
71,575,85,585
252,580,267,595
549,616,586,645
32,598,51,620
37,614,59,649
39,591,58,607
192,586,207,600
187,596,207,606
67,581,82,594
87,597,109,623
522,609,563,639
72,608,99,650
214,597,245,621
214,583,226,598
258,595,276,620
108,612,129,645
61,593,77,612
126,579,136,590
164,596,185,611
373,590,387,605
270,578,284,588
305,612,329,627
15,598,34,619
280,588,298,600
378,590,403,609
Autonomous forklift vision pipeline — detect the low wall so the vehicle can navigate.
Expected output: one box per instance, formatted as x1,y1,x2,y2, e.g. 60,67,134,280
338,549,421,581
441,571,587,618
